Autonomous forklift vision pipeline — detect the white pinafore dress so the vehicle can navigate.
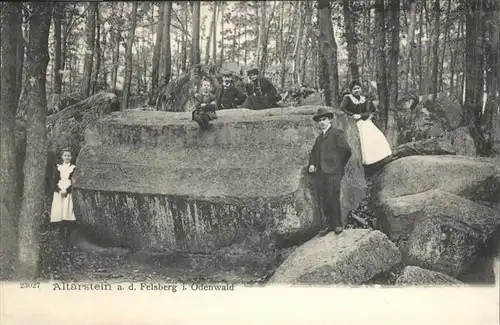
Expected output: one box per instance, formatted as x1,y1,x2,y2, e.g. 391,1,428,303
348,95,392,165
50,163,76,222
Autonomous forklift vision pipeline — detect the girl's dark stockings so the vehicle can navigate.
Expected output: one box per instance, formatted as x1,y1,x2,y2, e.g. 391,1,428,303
57,221,74,248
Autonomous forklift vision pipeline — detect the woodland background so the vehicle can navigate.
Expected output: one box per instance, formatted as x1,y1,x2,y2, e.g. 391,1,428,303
1,0,499,279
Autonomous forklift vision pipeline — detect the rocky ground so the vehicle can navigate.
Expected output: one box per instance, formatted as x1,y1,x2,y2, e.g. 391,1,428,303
36,179,390,285
39,224,285,285
33,174,498,286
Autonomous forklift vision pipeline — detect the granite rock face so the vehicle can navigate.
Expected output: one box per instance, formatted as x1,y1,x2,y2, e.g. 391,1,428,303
395,266,463,286
268,229,402,285
378,189,500,242
73,106,367,254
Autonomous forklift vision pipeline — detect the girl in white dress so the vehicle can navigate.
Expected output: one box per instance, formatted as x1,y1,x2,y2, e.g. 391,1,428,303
339,80,392,175
50,147,76,247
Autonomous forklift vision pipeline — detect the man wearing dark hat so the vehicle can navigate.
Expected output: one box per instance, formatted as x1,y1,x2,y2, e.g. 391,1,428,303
308,107,352,236
215,72,247,110
241,67,281,110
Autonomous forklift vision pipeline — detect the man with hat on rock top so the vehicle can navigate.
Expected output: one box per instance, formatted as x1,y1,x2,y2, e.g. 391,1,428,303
241,66,281,110
308,107,352,236
215,70,247,110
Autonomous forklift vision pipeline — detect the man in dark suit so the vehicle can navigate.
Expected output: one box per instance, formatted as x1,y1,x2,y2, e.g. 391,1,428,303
216,73,247,110
308,107,352,236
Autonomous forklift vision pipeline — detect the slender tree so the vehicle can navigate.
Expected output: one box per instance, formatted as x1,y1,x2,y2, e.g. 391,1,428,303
17,2,52,279
14,5,24,104
387,0,400,146
292,1,305,84
122,2,138,110
219,2,225,63
0,2,23,276
82,2,97,97
375,0,389,128
317,0,340,106
53,3,63,95
191,1,201,66
342,0,360,81
404,0,417,93
160,2,172,86
463,0,485,130
212,2,218,62
205,1,217,64
428,0,440,98
91,3,101,95
152,2,164,94
489,0,500,154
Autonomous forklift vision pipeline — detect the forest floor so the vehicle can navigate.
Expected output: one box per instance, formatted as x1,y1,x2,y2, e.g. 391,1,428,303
36,179,496,285
37,181,380,285
39,228,282,285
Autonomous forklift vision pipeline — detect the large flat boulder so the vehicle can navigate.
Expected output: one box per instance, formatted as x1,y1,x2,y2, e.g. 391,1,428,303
404,215,487,277
378,189,500,241
268,229,401,285
395,266,463,286
73,106,366,254
373,155,500,201
392,137,456,160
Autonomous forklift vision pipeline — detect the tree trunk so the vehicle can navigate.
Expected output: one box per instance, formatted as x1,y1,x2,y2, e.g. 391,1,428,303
259,2,276,76
279,1,286,90
0,2,22,276
111,27,120,92
364,5,372,79
300,1,313,85
343,0,360,81
375,0,389,129
489,0,500,154
292,1,305,84
219,2,224,64
122,1,138,110
160,1,172,86
53,3,63,95
17,2,52,280
387,0,400,146
439,0,452,92
91,3,101,95
191,1,201,66
82,2,97,97
212,2,217,62
256,1,268,69
152,2,164,94
61,9,68,72
100,23,108,90
459,17,465,103
417,1,424,93
255,2,261,65
404,0,417,93
14,6,24,104
424,0,432,90
463,0,484,130
205,1,217,64
317,0,340,106
428,0,440,98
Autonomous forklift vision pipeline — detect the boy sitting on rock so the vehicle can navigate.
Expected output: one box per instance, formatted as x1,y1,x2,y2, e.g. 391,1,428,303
192,77,217,129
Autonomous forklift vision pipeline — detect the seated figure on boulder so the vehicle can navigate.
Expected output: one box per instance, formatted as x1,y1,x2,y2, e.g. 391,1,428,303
215,72,247,110
192,77,218,129
241,67,282,110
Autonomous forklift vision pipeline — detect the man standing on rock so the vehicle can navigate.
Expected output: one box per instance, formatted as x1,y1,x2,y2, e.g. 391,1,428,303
308,107,352,236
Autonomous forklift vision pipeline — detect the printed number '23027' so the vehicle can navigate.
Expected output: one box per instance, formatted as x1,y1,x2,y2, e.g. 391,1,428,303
20,282,40,289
